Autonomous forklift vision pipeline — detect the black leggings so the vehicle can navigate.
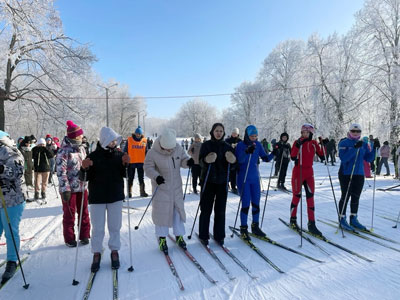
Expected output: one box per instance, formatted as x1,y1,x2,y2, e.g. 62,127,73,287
338,173,364,216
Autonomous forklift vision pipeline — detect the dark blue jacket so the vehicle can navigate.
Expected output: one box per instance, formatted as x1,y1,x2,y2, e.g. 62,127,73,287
339,138,375,176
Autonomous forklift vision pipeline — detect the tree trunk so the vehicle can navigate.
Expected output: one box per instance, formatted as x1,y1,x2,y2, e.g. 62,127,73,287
0,88,6,131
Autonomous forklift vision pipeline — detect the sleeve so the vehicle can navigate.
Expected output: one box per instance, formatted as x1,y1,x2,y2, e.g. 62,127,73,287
188,144,195,157
259,142,273,162
339,140,357,163
180,147,190,168
123,140,129,153
199,142,209,165
313,140,324,157
0,152,24,181
143,151,160,180
291,141,299,159
363,143,376,163
235,142,248,164
45,147,55,158
56,149,71,192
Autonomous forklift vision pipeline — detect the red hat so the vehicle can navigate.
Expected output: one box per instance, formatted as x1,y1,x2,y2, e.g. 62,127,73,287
46,134,52,139
66,120,83,139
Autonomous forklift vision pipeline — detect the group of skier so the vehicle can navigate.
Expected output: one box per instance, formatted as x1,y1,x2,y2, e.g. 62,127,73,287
0,119,391,286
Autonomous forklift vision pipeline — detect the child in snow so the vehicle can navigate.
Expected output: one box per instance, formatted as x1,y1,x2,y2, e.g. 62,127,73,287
188,133,203,194
338,124,375,231
56,120,90,247
198,123,236,246
273,132,291,191
0,130,26,283
32,138,54,200
225,128,242,194
81,127,130,272
144,128,193,253
289,123,325,237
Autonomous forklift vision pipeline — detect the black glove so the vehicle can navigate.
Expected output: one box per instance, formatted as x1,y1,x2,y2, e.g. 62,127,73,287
156,176,165,185
354,141,363,149
294,139,303,148
291,156,299,166
261,156,269,162
373,140,380,149
186,158,195,167
245,144,255,154
62,191,71,203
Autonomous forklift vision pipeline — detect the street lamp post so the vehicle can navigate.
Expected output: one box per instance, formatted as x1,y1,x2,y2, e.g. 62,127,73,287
98,83,118,127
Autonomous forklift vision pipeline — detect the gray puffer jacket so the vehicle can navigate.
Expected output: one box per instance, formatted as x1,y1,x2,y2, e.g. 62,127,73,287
0,137,25,208
144,138,190,227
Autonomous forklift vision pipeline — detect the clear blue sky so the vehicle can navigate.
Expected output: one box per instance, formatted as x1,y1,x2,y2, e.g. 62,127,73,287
56,0,365,119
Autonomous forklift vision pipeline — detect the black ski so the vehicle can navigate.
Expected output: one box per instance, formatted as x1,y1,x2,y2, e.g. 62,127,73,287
377,184,400,191
210,234,257,279
249,233,324,263
229,226,284,274
318,219,400,253
112,269,118,300
195,234,235,280
168,235,217,284
279,218,330,256
378,215,398,223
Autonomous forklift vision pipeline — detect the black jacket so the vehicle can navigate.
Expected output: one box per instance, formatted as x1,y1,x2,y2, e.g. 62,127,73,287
32,146,54,172
81,142,126,204
274,141,291,161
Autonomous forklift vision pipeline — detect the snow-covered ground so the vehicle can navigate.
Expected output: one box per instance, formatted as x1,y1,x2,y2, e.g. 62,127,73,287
1,157,400,300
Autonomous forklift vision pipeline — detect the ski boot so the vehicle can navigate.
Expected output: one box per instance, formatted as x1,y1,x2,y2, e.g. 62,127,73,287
159,237,168,254
350,214,367,231
110,250,120,269
65,240,77,248
41,191,46,199
340,215,355,231
128,184,133,198
175,236,187,250
1,261,17,284
214,238,224,246
80,238,89,245
240,225,251,241
140,183,148,197
199,238,209,246
289,217,300,231
251,222,266,238
34,191,39,200
308,221,323,237
91,252,101,272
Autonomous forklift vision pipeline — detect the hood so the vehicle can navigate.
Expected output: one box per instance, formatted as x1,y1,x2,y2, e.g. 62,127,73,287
99,127,122,149
209,123,225,142
280,132,289,141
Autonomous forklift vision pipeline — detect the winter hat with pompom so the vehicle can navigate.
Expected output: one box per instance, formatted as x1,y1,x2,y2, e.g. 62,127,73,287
38,138,46,145
160,128,177,149
66,120,83,139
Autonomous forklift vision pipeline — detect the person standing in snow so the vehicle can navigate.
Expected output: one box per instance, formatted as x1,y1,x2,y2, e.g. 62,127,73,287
18,136,34,190
289,123,325,236
225,128,242,194
124,126,148,198
144,129,193,253
198,123,236,246
338,124,375,231
376,141,391,176
56,120,90,247
81,127,130,272
235,125,274,240
362,137,373,178
32,138,54,200
0,130,26,283
46,135,57,184
273,132,291,190
188,133,203,194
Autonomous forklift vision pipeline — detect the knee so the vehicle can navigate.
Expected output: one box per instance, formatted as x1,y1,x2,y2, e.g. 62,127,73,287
241,206,250,215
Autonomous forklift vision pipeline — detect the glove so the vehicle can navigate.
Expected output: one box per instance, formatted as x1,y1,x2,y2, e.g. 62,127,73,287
156,176,165,185
204,152,217,163
294,139,304,148
261,156,269,162
245,144,255,154
225,151,236,164
122,153,130,165
354,141,363,149
186,158,195,167
82,158,93,169
62,191,71,203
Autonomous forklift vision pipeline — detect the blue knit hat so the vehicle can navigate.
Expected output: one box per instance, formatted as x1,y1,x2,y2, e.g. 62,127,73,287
246,125,258,136
0,130,10,139
135,126,143,135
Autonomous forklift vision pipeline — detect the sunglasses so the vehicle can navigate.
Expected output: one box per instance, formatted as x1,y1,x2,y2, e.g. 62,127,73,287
350,130,361,133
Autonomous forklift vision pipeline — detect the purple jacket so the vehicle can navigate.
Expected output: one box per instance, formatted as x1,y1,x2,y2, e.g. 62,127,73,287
56,137,87,193
380,145,390,158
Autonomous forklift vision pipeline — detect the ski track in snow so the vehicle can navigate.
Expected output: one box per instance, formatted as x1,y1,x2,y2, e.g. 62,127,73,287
1,158,400,299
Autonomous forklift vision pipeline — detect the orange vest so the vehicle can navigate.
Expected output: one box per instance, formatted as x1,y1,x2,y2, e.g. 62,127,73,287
127,136,147,163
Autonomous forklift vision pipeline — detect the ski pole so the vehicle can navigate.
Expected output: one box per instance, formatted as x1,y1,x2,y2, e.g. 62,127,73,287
337,148,360,234
183,167,191,201
226,163,231,194
125,167,134,272
275,149,284,189
72,172,87,285
188,164,211,239
319,174,329,186
134,186,159,230
371,148,378,231
231,153,252,238
0,186,29,289
392,209,400,229
321,145,344,237
260,157,275,228
299,144,303,248
50,173,59,199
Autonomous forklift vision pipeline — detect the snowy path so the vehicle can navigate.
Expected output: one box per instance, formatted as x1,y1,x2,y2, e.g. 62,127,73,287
1,160,400,299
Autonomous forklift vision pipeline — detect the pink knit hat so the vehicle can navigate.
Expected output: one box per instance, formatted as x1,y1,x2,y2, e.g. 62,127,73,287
66,120,83,139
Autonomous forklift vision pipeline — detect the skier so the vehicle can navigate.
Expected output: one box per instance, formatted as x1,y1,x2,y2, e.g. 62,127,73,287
18,136,34,191
81,127,130,272
188,133,203,194
273,132,291,190
56,120,90,247
0,130,25,284
376,141,390,176
124,126,148,197
184,139,189,151
225,128,242,194
326,138,337,166
289,123,325,236
338,124,375,231
362,137,373,178
198,123,236,246
144,128,193,253
32,138,54,200
235,125,274,240
46,135,57,184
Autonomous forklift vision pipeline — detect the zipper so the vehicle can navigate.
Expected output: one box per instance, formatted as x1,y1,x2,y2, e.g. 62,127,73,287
172,157,176,169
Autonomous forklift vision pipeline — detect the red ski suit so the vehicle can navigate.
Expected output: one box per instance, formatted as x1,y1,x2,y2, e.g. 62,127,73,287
290,138,324,221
